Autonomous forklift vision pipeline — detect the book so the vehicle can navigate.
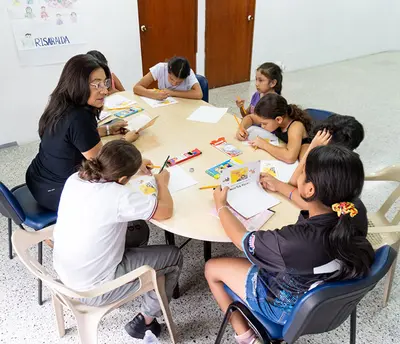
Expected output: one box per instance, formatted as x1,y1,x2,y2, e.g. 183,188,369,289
221,161,280,219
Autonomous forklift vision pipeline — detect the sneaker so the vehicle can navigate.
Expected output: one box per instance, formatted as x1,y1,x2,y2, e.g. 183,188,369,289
124,313,161,339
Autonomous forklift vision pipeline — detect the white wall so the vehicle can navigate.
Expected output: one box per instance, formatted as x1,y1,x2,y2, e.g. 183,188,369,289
0,0,398,146
251,0,399,78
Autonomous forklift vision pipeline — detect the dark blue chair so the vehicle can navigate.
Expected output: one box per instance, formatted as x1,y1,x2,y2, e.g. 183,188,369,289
0,182,57,305
196,74,209,102
306,108,333,121
215,246,397,344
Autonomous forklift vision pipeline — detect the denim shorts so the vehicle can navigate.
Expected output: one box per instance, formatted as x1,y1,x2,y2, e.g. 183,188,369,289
244,265,291,325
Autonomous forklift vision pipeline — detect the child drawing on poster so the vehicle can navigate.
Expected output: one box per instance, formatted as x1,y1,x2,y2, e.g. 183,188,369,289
231,167,249,184
70,12,77,23
13,0,21,5
26,0,33,4
41,6,49,20
56,13,63,25
25,6,35,18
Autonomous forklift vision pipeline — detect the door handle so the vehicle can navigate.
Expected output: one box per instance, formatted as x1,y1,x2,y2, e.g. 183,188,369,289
140,25,147,32
247,15,254,21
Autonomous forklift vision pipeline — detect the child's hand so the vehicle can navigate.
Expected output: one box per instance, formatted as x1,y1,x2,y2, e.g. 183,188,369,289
213,186,229,208
110,121,129,135
153,90,169,100
139,158,153,175
124,130,139,143
236,99,245,108
260,173,280,192
236,127,249,141
250,136,266,149
155,169,170,186
310,129,332,149
161,89,172,97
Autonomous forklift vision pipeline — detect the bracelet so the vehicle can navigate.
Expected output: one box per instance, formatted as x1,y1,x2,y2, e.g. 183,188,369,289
289,188,297,200
106,125,110,136
217,205,229,216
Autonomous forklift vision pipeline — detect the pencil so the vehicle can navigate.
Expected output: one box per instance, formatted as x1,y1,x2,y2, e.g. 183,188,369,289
159,155,170,173
147,165,161,169
234,115,241,128
236,96,247,115
199,185,220,190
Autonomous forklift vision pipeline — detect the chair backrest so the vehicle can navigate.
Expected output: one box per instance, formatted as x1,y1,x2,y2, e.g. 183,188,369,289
0,182,25,225
282,245,397,343
196,74,209,102
365,164,400,225
305,108,333,121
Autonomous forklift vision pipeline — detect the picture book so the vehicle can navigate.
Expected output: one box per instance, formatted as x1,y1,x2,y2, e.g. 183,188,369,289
221,162,280,219
210,137,243,157
205,157,243,179
211,206,275,232
260,160,299,183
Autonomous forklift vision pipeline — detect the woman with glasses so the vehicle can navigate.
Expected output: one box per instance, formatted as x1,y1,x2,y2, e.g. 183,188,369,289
26,54,140,211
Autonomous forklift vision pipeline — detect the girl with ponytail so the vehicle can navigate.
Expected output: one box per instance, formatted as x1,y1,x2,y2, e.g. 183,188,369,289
53,140,183,339
205,145,373,344
236,93,311,163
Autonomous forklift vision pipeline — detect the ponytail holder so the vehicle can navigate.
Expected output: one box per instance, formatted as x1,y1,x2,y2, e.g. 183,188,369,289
332,202,358,218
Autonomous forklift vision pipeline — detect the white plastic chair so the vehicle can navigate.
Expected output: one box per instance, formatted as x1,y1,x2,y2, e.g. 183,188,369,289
12,227,177,344
365,164,400,307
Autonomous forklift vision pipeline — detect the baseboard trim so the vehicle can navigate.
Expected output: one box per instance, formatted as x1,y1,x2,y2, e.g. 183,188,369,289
0,142,18,149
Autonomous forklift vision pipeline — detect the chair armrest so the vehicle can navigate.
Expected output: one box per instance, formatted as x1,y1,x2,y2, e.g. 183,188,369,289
76,265,156,298
365,165,400,182
368,225,400,234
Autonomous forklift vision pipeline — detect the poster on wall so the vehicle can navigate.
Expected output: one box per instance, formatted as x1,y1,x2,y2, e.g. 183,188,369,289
7,0,86,66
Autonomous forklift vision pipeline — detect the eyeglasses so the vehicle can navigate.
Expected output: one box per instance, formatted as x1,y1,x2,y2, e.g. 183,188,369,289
90,79,111,89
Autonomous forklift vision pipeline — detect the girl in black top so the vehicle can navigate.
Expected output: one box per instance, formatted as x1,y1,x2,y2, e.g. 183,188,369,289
26,54,139,211
205,145,373,344
236,93,311,164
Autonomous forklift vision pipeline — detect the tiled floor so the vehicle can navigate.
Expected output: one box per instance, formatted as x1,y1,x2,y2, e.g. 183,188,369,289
1,52,399,343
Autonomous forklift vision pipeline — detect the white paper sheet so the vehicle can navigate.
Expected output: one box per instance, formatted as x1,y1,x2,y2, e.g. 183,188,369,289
187,106,228,124
104,94,137,109
241,126,279,146
140,96,178,108
167,165,198,193
127,114,152,131
260,160,299,183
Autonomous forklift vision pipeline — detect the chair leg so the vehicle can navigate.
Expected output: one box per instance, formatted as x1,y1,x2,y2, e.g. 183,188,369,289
350,307,357,344
382,242,399,307
8,218,13,259
52,295,65,337
204,241,212,261
74,313,101,344
154,275,177,344
165,231,176,246
215,304,235,344
38,242,43,306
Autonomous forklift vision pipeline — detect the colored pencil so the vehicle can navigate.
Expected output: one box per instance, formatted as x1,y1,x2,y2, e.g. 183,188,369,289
236,96,247,115
147,165,161,169
199,185,220,190
234,115,241,128
159,155,170,173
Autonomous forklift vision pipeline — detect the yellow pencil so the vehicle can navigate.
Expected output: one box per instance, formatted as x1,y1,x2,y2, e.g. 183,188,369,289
234,115,241,128
147,165,161,169
236,96,247,115
199,185,220,190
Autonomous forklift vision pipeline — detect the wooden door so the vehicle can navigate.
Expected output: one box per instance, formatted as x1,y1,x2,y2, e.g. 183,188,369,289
138,0,197,75
205,0,256,88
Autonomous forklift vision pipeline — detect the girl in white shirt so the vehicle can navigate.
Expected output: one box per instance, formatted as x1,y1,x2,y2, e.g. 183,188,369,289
134,56,203,100
53,140,183,339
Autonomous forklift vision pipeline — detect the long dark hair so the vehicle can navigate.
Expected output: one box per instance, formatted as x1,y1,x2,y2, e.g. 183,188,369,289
87,50,108,65
304,145,374,280
254,93,312,133
38,54,110,137
79,140,142,182
257,62,283,95
167,56,191,79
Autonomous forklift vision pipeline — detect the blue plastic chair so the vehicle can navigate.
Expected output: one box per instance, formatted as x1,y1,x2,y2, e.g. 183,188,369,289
306,108,333,121
215,246,397,344
196,74,209,102
0,182,57,305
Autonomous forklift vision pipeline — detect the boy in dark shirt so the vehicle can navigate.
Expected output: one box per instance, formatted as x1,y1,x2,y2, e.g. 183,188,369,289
205,145,374,344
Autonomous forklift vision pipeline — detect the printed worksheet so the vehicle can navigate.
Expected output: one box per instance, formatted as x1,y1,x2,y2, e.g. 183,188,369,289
140,96,178,108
